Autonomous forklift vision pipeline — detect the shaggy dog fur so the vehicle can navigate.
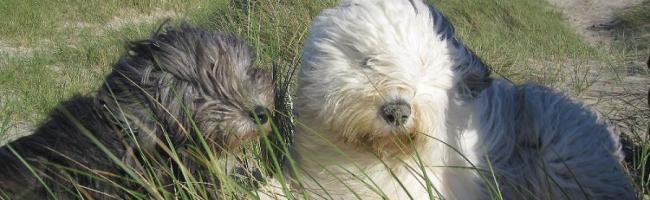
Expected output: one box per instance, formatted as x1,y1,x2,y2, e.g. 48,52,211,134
469,80,634,199
290,0,635,199
0,24,273,199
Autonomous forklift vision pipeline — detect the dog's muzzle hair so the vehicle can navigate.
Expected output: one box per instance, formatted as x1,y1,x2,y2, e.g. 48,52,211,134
0,23,273,199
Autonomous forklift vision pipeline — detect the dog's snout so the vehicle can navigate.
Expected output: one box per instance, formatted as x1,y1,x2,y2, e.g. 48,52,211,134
380,101,411,126
248,106,268,124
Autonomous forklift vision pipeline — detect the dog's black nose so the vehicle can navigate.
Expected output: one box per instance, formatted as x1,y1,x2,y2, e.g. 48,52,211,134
248,106,268,124
380,100,411,126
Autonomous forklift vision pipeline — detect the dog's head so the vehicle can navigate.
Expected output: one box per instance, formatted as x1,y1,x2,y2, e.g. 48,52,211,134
297,0,490,156
101,24,273,151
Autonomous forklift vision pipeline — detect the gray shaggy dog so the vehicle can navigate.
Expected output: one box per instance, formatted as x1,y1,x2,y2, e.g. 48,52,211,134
0,24,273,199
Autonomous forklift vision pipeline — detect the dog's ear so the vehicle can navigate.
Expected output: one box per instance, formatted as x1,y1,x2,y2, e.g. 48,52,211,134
126,40,157,61
148,25,205,83
454,46,492,97
428,5,491,98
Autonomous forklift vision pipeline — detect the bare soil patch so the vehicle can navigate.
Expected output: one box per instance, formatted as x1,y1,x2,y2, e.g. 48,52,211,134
547,0,649,132
547,0,644,44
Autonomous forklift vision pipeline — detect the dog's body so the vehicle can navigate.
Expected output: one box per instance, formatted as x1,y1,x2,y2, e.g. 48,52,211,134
0,96,129,199
0,24,273,199
290,0,634,199
464,79,633,199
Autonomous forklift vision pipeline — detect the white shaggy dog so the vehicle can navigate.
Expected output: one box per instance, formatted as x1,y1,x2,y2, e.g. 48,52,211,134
290,0,636,199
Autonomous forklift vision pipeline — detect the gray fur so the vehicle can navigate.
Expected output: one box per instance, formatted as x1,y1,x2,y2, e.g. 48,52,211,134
427,2,635,197
0,24,273,199
427,5,492,98
472,79,636,199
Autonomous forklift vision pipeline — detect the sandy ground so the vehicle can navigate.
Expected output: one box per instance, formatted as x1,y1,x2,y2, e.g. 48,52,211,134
547,0,644,44
547,0,649,136
0,41,33,58
0,122,32,146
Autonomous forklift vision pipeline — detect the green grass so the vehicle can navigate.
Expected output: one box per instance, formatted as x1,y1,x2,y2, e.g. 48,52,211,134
0,0,646,199
0,0,599,125
0,0,217,125
435,0,599,83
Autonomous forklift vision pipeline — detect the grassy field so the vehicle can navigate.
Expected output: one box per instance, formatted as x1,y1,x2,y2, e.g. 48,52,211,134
0,0,600,125
0,0,213,125
0,0,646,198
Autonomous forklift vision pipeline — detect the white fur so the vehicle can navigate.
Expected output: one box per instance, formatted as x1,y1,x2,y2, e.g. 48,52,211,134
289,0,635,199
293,0,477,199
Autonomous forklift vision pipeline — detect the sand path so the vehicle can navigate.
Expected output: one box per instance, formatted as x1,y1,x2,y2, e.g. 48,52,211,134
547,0,648,135
547,0,644,44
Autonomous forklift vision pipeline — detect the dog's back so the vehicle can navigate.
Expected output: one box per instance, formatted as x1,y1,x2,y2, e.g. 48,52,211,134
473,79,635,199
0,95,127,199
